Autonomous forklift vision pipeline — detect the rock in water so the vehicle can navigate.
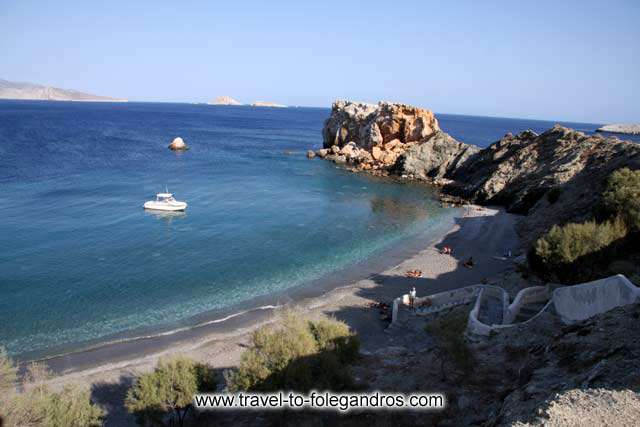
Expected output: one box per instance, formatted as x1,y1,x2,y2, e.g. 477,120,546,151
168,137,188,151
318,100,475,174
316,148,329,158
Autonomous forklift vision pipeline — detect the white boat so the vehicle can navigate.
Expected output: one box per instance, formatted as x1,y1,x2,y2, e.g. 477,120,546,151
143,192,188,211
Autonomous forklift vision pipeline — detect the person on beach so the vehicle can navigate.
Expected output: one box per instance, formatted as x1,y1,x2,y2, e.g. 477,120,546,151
463,257,475,268
409,287,417,311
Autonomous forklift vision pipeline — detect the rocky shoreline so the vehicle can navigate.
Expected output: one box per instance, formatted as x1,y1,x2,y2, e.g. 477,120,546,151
312,100,640,246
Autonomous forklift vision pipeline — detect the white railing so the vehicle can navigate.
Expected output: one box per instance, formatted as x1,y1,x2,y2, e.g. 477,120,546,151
390,274,638,337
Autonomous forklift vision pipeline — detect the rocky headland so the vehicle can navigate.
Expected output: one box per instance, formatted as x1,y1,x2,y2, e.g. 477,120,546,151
445,125,640,245
0,78,127,102
597,123,640,135
306,101,640,426
315,100,640,246
207,96,242,105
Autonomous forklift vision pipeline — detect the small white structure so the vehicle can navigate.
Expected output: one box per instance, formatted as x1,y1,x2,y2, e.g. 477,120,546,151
143,193,188,211
390,274,640,336
553,274,639,323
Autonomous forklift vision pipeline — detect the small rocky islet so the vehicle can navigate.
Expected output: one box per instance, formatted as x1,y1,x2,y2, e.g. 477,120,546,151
597,123,640,135
168,136,188,151
207,95,242,106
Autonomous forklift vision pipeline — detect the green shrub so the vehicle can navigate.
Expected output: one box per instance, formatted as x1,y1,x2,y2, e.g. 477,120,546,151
0,347,17,394
425,311,473,374
602,168,640,230
44,385,105,427
308,317,360,364
0,352,103,427
534,217,627,267
530,168,640,282
228,313,359,392
125,356,216,427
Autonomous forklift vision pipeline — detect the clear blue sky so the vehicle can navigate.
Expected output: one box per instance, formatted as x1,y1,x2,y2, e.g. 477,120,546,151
1,0,638,123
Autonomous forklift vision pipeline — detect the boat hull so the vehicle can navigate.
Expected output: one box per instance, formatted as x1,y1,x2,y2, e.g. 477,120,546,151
143,201,188,211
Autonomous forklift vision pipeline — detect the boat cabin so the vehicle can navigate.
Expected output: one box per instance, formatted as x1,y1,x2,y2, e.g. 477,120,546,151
156,193,176,202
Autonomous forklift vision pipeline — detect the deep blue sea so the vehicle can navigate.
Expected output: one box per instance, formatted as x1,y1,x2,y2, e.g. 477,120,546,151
0,101,634,359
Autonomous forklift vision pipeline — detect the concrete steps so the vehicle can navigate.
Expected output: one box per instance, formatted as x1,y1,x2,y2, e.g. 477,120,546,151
385,318,408,334
478,293,504,325
514,300,549,323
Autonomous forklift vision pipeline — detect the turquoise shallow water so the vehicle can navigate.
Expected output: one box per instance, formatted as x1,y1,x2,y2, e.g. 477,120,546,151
0,101,458,358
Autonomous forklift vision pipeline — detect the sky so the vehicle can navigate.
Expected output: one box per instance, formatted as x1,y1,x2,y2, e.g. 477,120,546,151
1,0,638,123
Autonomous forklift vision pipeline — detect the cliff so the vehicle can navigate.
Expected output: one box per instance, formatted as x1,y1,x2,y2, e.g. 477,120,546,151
207,96,242,105
316,101,640,246
446,126,640,244
319,100,475,175
0,79,127,102
322,100,439,149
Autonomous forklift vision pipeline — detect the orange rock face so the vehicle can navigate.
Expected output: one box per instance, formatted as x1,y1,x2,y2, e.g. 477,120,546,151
371,146,382,161
321,100,440,170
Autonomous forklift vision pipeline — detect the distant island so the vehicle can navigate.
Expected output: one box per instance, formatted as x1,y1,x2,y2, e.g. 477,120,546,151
0,78,127,102
596,123,640,135
207,95,242,105
251,101,287,108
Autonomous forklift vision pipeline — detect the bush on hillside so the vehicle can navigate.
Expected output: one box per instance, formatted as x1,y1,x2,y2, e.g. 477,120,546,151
0,347,17,394
531,168,640,283
308,316,360,364
42,385,105,427
602,167,640,230
125,356,216,427
227,313,360,392
425,311,474,378
534,217,627,268
0,350,103,427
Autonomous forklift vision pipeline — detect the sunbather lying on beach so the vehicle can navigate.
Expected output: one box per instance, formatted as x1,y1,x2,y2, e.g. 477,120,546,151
441,245,453,255
405,269,422,278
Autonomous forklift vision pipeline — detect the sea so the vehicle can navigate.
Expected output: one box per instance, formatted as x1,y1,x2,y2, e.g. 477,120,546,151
0,101,635,360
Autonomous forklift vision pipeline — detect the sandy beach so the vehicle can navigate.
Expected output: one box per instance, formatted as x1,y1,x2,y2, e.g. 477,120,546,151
41,204,520,425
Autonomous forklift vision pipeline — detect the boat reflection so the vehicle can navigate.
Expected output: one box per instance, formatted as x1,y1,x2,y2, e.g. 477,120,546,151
144,210,187,223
